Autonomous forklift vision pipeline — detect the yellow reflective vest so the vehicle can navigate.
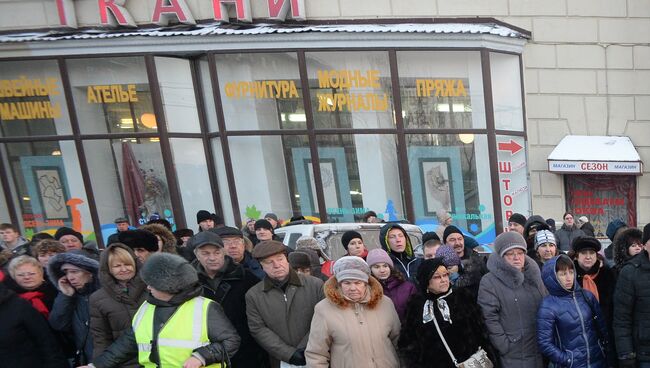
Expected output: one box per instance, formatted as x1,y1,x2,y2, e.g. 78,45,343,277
132,296,221,368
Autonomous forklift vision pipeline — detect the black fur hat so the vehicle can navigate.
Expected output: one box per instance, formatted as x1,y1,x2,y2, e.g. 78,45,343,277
54,227,83,243
140,253,198,294
118,229,159,252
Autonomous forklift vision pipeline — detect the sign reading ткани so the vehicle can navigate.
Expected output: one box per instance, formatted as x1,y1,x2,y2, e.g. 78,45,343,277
54,0,306,28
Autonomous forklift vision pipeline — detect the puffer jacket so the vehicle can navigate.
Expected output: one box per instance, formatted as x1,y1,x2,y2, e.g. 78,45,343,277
478,254,547,368
379,223,421,279
89,243,146,367
555,224,585,252
537,256,608,368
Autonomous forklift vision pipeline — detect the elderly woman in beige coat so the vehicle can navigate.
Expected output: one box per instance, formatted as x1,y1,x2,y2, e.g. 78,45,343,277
306,256,401,368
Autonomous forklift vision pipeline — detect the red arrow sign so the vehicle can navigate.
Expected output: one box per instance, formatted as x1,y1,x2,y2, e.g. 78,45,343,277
498,140,523,155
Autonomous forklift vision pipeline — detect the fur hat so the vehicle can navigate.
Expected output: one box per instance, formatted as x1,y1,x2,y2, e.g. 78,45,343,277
366,248,393,268
421,231,440,244
443,225,463,244
188,231,223,251
435,245,461,267
643,223,650,245
333,256,370,283
54,227,83,243
140,253,198,294
494,231,527,257
341,231,363,251
140,223,177,254
572,236,602,253
173,228,194,239
535,230,556,249
264,213,278,222
47,251,99,288
606,219,627,242
254,219,274,232
416,257,447,294
213,226,243,238
252,240,286,260
508,213,527,227
288,251,311,269
295,236,323,253
119,230,159,252
196,210,212,224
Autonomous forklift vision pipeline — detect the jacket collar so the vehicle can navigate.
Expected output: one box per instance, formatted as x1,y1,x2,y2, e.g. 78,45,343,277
487,252,542,288
263,268,302,292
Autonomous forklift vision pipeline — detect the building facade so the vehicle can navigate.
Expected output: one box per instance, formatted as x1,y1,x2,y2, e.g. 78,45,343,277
0,0,647,245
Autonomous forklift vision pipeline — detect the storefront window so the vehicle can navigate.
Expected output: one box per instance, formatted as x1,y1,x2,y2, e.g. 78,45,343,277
170,138,214,228
155,57,201,133
305,51,394,129
407,133,495,243
0,60,72,137
199,58,220,132
211,138,235,225
397,51,485,129
228,135,316,223
315,134,404,222
214,53,304,131
83,138,174,243
66,57,156,134
490,53,524,131
496,134,530,232
1,141,92,239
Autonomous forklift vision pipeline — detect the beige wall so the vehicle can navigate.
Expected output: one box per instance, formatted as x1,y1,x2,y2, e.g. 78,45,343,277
1,0,649,224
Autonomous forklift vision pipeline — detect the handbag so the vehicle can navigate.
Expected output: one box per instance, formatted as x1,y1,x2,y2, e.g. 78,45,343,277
431,312,493,368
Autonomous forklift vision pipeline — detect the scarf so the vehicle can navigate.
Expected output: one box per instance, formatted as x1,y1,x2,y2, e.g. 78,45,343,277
582,269,600,302
423,288,453,324
19,291,49,318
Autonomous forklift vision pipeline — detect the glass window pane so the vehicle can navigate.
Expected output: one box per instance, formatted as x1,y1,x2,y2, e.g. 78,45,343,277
305,51,394,129
83,138,174,243
211,138,234,225
3,140,92,239
407,133,495,244
155,57,201,133
0,60,72,137
315,134,404,222
199,58,219,132
228,135,316,222
491,53,524,131
496,135,530,232
170,138,214,228
397,51,486,129
67,57,157,134
215,53,304,130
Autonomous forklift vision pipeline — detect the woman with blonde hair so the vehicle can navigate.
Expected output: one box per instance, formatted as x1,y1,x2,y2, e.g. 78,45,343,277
7,255,58,317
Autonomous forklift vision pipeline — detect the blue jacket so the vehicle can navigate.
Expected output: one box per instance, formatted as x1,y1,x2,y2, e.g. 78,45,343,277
537,256,608,368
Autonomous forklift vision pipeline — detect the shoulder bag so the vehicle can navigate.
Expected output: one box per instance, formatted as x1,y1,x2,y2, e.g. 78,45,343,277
431,312,493,368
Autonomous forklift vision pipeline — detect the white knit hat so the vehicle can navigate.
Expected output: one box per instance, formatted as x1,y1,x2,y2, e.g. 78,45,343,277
333,256,370,283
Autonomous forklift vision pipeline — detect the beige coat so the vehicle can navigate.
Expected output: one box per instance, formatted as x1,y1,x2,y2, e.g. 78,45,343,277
305,277,401,368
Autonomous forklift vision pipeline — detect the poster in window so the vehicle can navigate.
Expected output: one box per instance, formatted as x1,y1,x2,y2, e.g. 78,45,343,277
34,168,68,219
421,159,453,215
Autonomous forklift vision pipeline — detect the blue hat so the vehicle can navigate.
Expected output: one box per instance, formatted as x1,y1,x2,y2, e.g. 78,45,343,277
606,219,627,241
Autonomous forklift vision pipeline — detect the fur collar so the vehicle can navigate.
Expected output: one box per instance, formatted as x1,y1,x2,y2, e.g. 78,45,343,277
324,276,383,310
487,253,542,288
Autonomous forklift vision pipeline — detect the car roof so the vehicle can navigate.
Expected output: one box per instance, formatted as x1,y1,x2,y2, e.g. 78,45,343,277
275,222,422,233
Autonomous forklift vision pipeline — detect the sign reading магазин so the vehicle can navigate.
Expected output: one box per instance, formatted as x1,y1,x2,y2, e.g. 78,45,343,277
548,160,642,174
54,0,306,28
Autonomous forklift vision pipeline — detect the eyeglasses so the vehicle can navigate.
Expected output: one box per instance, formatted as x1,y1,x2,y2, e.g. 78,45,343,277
431,272,450,280
223,238,243,246
15,272,38,278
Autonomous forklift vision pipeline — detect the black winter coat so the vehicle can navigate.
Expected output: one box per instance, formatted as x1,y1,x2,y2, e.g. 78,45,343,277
614,250,650,362
398,287,497,368
198,257,268,368
0,284,68,367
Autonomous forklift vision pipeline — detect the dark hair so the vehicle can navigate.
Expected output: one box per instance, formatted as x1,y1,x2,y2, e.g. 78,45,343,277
423,239,442,248
555,255,574,272
0,223,18,232
563,212,574,220
371,265,405,282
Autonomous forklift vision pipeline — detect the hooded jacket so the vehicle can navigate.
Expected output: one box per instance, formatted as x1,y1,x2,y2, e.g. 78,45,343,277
537,256,607,368
379,275,418,322
89,243,147,367
305,277,401,368
140,223,177,254
556,224,586,252
478,254,547,368
379,223,421,280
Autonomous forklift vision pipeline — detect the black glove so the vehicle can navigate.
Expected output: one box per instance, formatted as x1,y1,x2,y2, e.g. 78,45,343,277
288,349,306,365
618,359,637,368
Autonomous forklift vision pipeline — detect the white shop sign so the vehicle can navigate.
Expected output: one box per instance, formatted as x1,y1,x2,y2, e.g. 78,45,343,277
548,160,642,174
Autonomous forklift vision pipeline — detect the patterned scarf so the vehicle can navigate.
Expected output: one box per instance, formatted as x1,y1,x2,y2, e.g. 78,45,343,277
423,288,453,324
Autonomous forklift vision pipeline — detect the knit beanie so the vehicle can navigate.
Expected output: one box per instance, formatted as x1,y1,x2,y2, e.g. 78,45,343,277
443,225,463,244
508,213,527,227
196,210,212,224
365,249,394,268
416,257,446,294
606,219,627,242
421,231,440,244
435,245,461,267
534,230,556,250
644,223,650,245
54,227,83,243
264,213,278,222
254,219,274,232
572,236,602,253
494,231,527,257
341,231,363,251
333,256,370,283
140,253,198,294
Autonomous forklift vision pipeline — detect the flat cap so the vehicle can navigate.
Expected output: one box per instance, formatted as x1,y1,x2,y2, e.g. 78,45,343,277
252,240,287,260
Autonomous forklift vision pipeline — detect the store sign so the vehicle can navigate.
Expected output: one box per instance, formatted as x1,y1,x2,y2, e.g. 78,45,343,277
54,0,306,28
87,84,139,104
497,137,529,232
415,79,467,97
0,77,62,120
316,70,389,112
548,160,642,174
224,80,299,99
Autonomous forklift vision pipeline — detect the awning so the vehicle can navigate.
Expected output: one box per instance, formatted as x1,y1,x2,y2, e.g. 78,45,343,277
548,136,643,175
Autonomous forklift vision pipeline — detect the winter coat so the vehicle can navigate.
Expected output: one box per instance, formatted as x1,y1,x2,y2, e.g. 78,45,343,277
245,269,325,368
581,223,596,237
240,250,265,280
379,275,417,322
379,223,421,279
614,250,650,362
456,246,488,298
0,235,28,254
91,284,241,368
89,243,146,367
478,254,547,368
0,284,68,367
555,224,586,252
305,277,401,367
537,256,608,368
197,256,268,368
3,274,58,317
399,287,497,368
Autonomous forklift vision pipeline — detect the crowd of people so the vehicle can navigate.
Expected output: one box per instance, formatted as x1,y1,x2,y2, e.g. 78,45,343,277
0,210,649,368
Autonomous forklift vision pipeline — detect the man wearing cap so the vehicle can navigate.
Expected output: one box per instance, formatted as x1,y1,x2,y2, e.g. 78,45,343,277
107,217,130,245
118,229,160,264
245,240,324,368
55,226,100,260
532,229,558,268
197,210,215,232
264,213,279,229
80,253,240,368
193,231,267,368
508,213,527,235
214,226,265,280
442,225,487,297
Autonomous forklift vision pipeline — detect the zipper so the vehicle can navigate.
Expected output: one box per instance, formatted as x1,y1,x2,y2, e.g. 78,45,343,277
156,306,182,368
572,292,591,367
